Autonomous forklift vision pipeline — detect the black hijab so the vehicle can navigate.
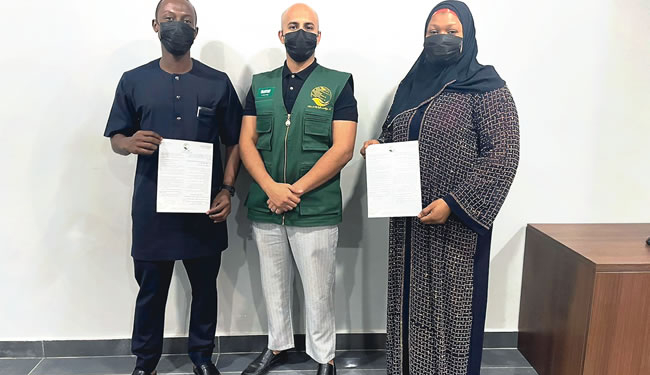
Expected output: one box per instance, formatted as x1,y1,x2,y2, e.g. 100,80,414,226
387,0,505,119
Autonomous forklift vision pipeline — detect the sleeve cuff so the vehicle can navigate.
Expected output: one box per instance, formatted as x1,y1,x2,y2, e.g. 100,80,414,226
104,128,134,138
442,194,490,235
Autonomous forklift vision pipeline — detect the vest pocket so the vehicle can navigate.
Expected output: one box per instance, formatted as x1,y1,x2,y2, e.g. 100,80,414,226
302,113,331,151
297,164,341,216
256,114,274,151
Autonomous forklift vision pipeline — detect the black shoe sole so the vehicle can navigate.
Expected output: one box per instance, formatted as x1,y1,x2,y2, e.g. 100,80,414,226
193,368,220,375
242,359,287,375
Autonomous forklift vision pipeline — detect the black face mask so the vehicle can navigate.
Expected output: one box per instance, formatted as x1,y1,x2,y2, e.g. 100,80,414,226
424,34,463,65
159,21,196,56
283,29,318,62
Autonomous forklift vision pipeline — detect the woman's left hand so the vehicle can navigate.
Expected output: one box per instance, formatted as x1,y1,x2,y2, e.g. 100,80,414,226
418,199,451,225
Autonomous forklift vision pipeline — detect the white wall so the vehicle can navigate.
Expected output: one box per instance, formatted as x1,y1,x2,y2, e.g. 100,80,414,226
1,0,648,341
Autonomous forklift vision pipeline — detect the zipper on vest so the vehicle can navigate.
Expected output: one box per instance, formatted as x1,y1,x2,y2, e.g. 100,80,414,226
282,113,291,226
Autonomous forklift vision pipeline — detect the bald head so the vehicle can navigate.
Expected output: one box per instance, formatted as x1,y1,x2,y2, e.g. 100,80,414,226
280,3,319,34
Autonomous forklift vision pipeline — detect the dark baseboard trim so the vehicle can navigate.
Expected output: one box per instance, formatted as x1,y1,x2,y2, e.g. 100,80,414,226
1,332,517,358
482,331,519,349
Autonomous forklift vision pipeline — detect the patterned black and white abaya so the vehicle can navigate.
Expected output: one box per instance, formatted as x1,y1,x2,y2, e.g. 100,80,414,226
379,2,520,374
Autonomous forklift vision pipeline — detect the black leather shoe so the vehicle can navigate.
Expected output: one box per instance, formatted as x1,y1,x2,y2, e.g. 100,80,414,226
316,363,336,375
241,348,288,375
131,370,157,375
193,362,220,375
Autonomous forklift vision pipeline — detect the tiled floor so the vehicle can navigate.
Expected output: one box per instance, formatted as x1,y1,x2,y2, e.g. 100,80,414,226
0,349,537,374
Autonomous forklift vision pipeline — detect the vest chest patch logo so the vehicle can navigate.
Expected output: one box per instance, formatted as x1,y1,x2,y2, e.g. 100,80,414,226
311,86,332,107
258,87,275,98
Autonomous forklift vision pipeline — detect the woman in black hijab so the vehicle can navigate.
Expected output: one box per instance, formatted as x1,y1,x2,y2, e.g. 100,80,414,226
361,2,520,374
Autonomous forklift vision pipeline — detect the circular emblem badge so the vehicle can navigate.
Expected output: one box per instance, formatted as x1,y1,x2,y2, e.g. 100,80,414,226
311,86,332,107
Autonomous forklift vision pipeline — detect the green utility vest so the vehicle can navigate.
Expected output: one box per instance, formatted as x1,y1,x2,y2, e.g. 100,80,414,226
245,65,351,227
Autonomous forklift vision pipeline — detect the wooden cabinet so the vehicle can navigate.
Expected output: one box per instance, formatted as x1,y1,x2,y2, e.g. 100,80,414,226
518,224,650,375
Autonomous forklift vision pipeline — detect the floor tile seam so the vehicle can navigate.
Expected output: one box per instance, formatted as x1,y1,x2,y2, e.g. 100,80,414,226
26,357,44,375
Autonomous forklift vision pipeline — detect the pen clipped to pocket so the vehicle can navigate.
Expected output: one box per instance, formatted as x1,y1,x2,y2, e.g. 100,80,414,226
197,106,216,118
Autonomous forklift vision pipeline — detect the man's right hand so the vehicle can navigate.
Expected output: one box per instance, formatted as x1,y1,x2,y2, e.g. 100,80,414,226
360,139,380,159
116,131,163,156
264,182,301,213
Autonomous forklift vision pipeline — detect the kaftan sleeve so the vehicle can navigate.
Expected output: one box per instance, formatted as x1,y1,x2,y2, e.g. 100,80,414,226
442,86,520,235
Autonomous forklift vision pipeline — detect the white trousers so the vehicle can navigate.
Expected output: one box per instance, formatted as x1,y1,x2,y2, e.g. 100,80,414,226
252,222,339,364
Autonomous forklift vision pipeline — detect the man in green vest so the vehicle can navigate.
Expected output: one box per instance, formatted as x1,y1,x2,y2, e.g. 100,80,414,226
238,4,358,375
